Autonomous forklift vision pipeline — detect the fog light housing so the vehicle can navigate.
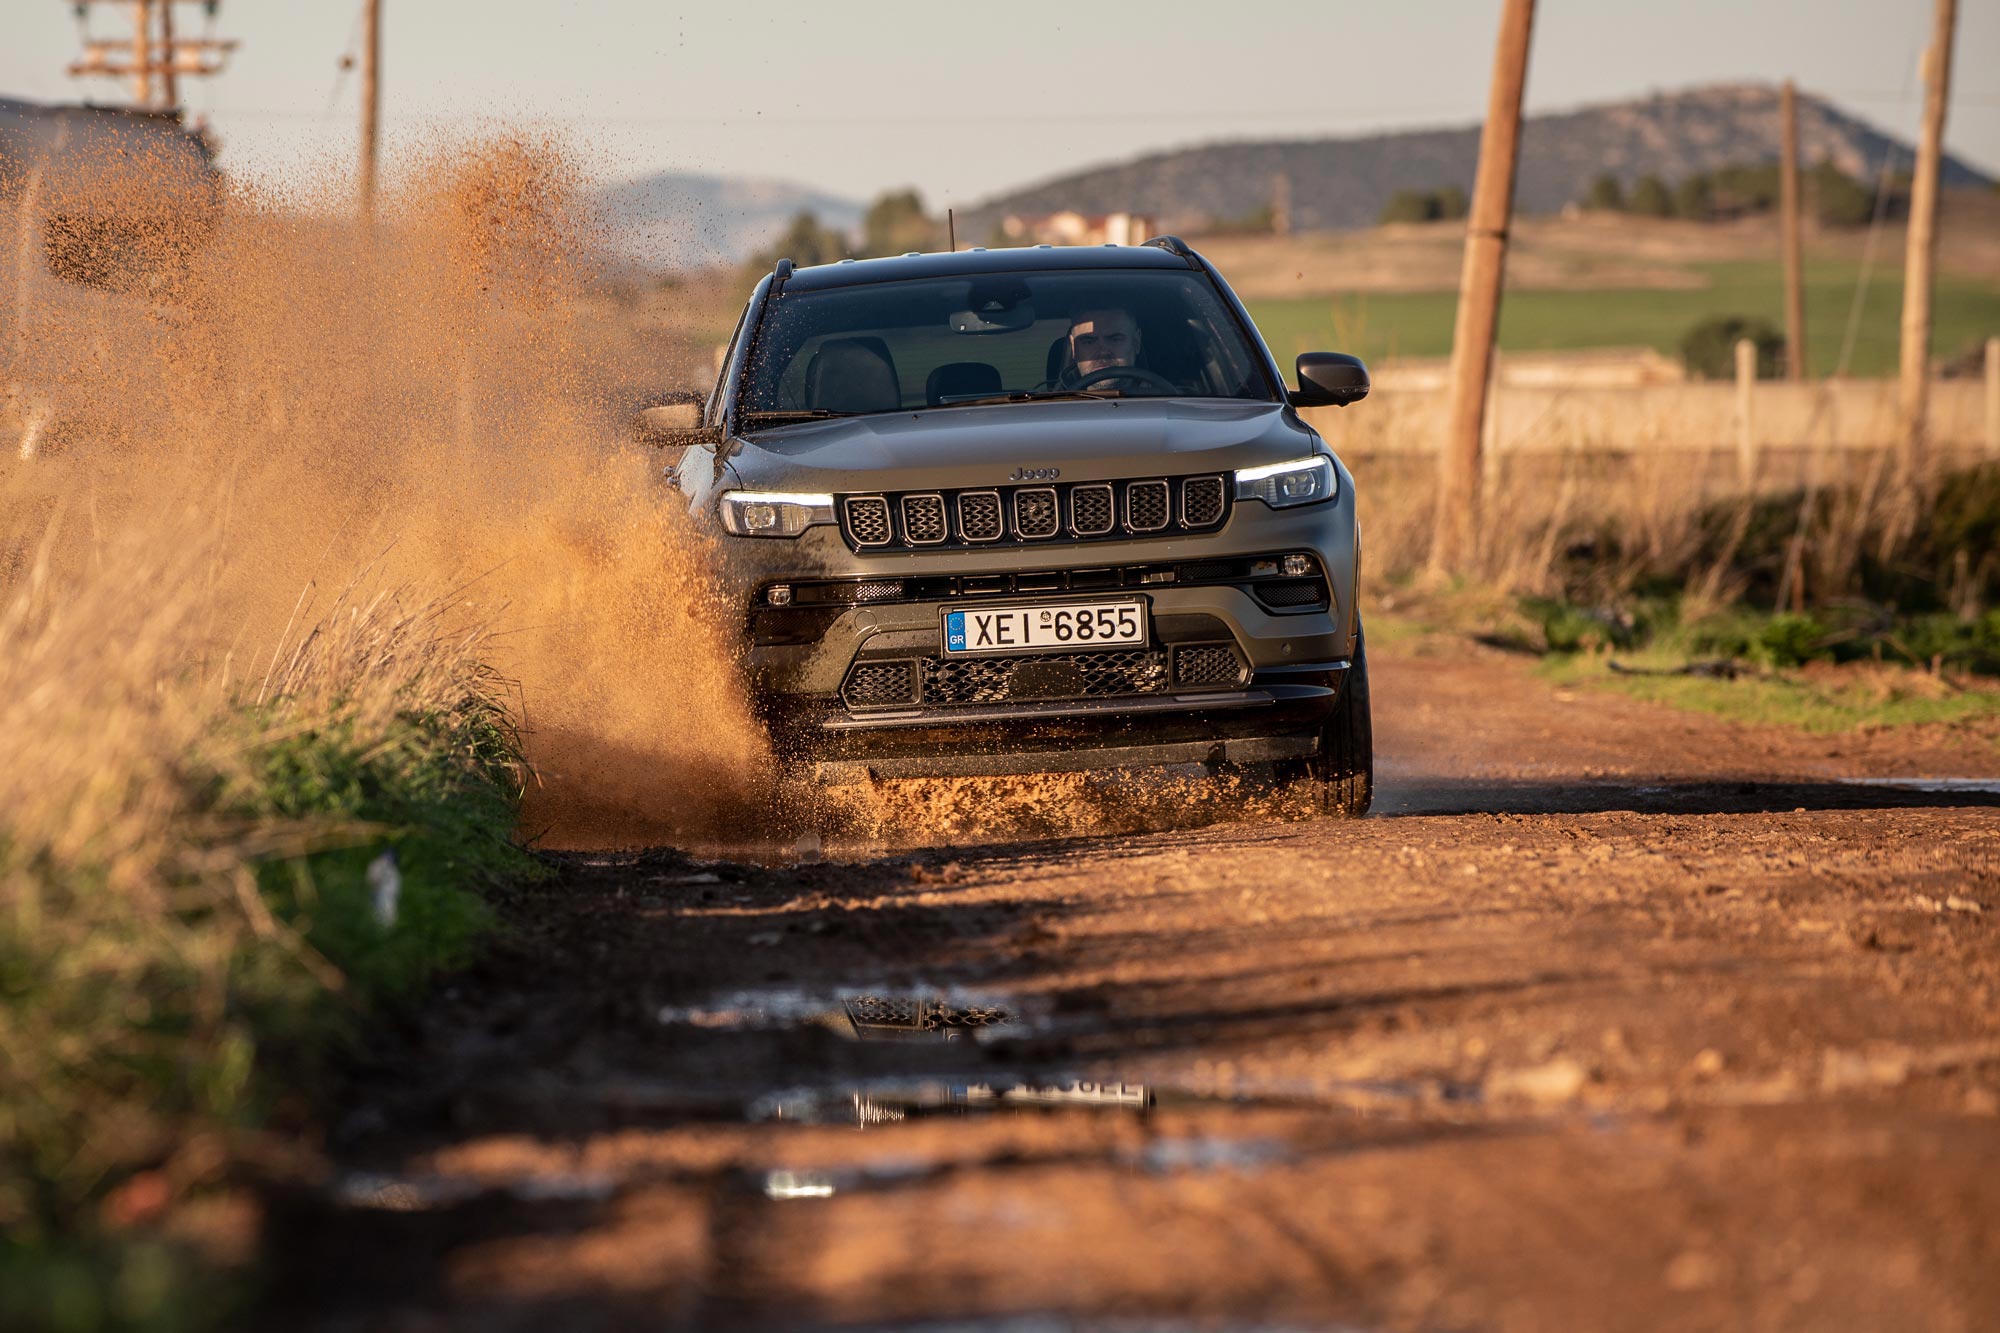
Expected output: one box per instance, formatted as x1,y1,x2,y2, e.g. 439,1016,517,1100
1281,554,1312,577
766,584,793,606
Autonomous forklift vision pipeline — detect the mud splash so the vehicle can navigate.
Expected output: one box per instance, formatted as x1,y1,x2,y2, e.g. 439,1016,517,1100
3,128,1328,855
3,130,768,845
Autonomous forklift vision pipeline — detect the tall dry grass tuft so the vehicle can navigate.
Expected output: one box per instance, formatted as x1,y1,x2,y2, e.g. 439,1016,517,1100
1356,443,1993,617
0,129,777,1313
0,498,516,1262
5,131,771,848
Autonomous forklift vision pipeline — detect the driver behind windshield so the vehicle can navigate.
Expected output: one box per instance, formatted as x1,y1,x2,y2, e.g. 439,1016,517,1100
1064,307,1141,385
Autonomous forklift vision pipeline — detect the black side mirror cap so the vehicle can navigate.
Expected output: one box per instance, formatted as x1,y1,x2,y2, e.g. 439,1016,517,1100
1290,352,1370,408
631,392,724,448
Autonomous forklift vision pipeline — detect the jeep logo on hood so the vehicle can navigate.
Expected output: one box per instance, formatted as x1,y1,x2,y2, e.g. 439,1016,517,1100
1007,467,1060,482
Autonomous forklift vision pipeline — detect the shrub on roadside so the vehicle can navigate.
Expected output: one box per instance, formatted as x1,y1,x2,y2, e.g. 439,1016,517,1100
1680,313,1783,380
0,535,538,1333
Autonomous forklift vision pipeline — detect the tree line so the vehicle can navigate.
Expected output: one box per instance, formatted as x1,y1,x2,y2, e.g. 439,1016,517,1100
1578,160,1881,227
749,188,941,273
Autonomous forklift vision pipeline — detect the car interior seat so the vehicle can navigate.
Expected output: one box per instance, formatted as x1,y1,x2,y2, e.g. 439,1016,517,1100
804,336,901,413
1044,333,1074,386
925,361,1002,405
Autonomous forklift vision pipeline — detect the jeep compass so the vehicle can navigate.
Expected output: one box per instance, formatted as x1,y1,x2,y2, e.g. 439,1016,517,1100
644,237,1372,815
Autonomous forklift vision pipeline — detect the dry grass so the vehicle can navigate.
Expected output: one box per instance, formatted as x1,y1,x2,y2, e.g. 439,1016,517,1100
0,132,779,1324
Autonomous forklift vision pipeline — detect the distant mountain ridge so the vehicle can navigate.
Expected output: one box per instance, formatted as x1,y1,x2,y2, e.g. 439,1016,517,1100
595,170,861,269
962,84,1994,235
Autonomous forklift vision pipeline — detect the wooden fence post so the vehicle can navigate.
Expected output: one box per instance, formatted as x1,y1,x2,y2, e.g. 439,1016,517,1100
1735,338,1758,485
1986,336,1999,457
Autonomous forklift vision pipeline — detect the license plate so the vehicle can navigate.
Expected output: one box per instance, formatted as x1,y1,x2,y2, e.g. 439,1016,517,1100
943,600,1146,655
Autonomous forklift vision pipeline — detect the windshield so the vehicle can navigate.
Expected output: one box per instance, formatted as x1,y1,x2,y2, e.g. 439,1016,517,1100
738,269,1276,421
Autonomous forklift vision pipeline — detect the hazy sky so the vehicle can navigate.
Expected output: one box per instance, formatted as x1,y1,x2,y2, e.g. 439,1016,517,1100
3,0,1995,205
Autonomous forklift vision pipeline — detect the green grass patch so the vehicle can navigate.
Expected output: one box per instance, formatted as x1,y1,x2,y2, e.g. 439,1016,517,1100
1538,650,2000,735
1247,258,2000,378
0,698,541,1333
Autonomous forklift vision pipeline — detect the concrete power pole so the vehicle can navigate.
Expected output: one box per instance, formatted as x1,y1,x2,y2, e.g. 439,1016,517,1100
1898,0,1957,475
359,0,383,217
1430,0,1537,574
1779,80,1807,381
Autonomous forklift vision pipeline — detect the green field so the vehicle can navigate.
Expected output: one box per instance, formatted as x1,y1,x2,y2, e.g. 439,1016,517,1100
1246,260,2000,379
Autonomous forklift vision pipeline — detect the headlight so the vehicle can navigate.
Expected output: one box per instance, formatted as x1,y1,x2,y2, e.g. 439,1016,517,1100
1235,456,1336,509
717,490,834,537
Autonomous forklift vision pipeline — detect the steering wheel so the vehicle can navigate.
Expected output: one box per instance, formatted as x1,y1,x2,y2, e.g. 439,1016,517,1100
1073,365,1181,394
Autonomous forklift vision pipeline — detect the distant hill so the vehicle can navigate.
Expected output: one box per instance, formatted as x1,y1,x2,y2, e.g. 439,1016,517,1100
962,84,1994,235
596,170,861,268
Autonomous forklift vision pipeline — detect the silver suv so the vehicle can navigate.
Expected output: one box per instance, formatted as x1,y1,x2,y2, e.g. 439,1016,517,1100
645,238,1372,814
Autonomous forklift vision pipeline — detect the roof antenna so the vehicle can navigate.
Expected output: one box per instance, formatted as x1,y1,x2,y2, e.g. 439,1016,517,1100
947,208,956,253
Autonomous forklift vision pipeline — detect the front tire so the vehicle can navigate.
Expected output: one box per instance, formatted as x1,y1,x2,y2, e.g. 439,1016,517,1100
1309,624,1373,817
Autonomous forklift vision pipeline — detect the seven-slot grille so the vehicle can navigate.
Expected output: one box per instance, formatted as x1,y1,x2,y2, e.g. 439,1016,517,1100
836,475,1230,551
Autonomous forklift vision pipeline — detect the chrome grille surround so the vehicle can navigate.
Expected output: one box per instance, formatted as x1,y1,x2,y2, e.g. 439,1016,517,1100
901,493,948,545
1069,482,1114,536
957,490,1003,542
1013,487,1059,540
1181,475,1226,528
1125,479,1170,532
844,495,892,547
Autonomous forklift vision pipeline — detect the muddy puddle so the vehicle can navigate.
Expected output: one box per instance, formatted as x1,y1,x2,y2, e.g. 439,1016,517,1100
654,987,1028,1041
1842,776,2000,794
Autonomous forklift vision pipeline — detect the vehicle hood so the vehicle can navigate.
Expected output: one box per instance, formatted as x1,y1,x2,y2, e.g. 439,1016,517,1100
725,399,1321,493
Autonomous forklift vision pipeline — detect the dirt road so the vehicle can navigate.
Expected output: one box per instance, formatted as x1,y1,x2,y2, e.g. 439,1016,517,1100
280,643,2000,1332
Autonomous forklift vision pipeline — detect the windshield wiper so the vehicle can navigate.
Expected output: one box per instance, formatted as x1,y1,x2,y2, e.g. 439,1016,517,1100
938,388,1122,408
738,408,848,427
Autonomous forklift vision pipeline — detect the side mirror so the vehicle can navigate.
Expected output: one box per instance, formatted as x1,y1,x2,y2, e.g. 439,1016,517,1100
631,392,724,448
1291,352,1370,408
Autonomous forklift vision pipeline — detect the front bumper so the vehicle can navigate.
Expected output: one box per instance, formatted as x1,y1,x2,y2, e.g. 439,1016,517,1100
715,482,1360,779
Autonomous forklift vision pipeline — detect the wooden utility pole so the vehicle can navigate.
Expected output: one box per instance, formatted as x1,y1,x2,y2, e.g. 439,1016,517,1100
157,0,179,112
1898,0,1957,476
1431,0,1537,574
67,1,236,113
359,0,383,217
1779,81,1807,381
130,0,155,106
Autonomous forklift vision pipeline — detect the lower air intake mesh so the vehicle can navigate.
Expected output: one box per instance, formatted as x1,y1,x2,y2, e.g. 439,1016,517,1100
922,650,1168,705
1173,643,1247,686
843,660,916,707
1256,579,1328,608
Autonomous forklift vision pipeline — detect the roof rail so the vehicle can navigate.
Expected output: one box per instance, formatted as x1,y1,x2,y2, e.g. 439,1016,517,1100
1142,235,1198,265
